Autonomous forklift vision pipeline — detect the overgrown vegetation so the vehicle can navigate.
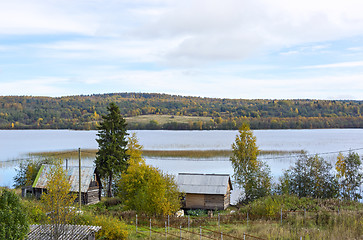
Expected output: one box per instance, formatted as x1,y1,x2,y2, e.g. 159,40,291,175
1,93,362,130
117,133,181,215
40,161,78,238
0,188,29,240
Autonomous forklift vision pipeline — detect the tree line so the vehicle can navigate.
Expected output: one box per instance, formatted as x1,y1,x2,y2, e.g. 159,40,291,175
0,93,362,130
231,124,363,204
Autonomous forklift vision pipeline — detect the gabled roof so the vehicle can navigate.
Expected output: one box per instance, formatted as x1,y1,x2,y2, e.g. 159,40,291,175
32,164,96,193
27,224,101,240
177,173,233,195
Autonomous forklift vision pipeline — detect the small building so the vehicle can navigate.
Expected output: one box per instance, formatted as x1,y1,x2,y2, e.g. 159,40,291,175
177,173,233,210
31,164,100,205
27,224,102,240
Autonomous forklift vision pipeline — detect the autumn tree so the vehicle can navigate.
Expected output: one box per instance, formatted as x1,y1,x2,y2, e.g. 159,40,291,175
336,152,363,201
13,158,56,188
118,134,180,215
95,102,129,197
230,123,271,204
41,161,77,238
0,189,29,240
280,155,339,199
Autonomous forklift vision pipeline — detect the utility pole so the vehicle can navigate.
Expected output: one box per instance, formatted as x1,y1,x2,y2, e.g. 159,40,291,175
79,148,81,210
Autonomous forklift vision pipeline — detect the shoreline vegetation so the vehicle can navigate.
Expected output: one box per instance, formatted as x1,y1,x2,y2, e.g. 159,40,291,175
28,149,305,159
0,93,362,130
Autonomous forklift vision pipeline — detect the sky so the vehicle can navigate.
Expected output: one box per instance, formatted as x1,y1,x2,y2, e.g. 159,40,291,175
0,0,363,100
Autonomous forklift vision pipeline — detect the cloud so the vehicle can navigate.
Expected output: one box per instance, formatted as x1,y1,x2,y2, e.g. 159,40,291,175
301,61,363,69
0,77,71,96
0,1,98,35
137,0,363,64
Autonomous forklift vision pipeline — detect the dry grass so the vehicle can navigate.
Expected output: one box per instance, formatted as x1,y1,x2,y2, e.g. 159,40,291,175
127,211,363,240
29,149,301,160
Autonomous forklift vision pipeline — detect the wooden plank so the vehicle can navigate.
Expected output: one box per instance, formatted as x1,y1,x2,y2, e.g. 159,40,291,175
186,194,205,208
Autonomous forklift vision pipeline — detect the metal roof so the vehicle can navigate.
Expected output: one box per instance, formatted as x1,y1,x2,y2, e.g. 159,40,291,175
177,173,232,195
32,164,96,193
27,224,101,240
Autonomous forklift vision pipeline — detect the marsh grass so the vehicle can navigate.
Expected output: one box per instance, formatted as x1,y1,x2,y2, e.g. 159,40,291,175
29,149,302,159
126,114,212,125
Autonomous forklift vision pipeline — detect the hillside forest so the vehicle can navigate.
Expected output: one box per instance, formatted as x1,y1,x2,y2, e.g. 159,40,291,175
0,93,362,130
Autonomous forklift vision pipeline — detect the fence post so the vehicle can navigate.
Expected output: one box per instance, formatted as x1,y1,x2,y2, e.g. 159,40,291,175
188,215,190,231
243,232,246,240
221,231,223,240
218,213,220,231
180,226,182,240
304,209,306,219
280,208,283,225
200,226,202,240
136,214,138,233
247,212,249,227
149,218,151,238
168,215,170,233
165,221,167,239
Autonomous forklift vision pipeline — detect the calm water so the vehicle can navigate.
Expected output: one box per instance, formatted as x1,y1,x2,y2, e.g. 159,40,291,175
1,129,362,202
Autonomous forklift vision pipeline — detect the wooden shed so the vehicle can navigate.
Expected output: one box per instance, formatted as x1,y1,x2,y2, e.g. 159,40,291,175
27,224,101,240
177,173,233,210
31,164,100,205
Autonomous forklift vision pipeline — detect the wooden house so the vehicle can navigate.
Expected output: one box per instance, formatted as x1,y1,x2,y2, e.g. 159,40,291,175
31,164,100,205
177,173,233,210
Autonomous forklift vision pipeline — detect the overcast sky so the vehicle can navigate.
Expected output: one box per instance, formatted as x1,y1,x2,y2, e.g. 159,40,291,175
0,0,363,99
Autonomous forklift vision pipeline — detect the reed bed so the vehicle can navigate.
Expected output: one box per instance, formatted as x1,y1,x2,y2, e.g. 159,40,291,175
29,149,302,159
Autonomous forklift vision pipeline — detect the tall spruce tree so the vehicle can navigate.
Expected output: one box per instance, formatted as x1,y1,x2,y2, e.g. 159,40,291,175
95,102,129,198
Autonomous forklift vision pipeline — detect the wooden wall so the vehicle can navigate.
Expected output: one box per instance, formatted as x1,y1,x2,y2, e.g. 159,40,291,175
185,193,228,210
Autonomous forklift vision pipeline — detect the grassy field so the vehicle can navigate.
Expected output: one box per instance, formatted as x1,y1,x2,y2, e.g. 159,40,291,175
91,196,363,240
126,114,212,125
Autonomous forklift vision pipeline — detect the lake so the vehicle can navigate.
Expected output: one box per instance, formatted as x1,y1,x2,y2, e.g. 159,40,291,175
1,129,363,202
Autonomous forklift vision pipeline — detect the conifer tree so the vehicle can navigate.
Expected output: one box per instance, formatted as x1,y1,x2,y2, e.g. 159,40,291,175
95,102,129,197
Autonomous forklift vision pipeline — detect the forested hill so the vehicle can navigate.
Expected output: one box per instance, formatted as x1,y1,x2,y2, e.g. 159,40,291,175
0,93,362,130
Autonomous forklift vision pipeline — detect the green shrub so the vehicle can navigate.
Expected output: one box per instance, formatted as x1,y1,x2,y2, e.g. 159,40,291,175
186,209,207,216
72,212,128,240
0,189,29,240
22,200,47,224
239,194,318,218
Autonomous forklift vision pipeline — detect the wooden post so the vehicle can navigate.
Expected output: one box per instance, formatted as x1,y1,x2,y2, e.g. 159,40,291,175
180,226,182,239
218,213,220,231
280,208,283,225
304,209,306,220
188,215,190,231
149,219,151,238
165,221,167,239
200,226,202,240
78,148,81,210
136,214,138,233
168,215,170,233
247,212,249,227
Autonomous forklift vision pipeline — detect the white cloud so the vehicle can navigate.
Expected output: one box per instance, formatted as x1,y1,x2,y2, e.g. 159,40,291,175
0,1,98,35
301,61,363,69
0,77,71,96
